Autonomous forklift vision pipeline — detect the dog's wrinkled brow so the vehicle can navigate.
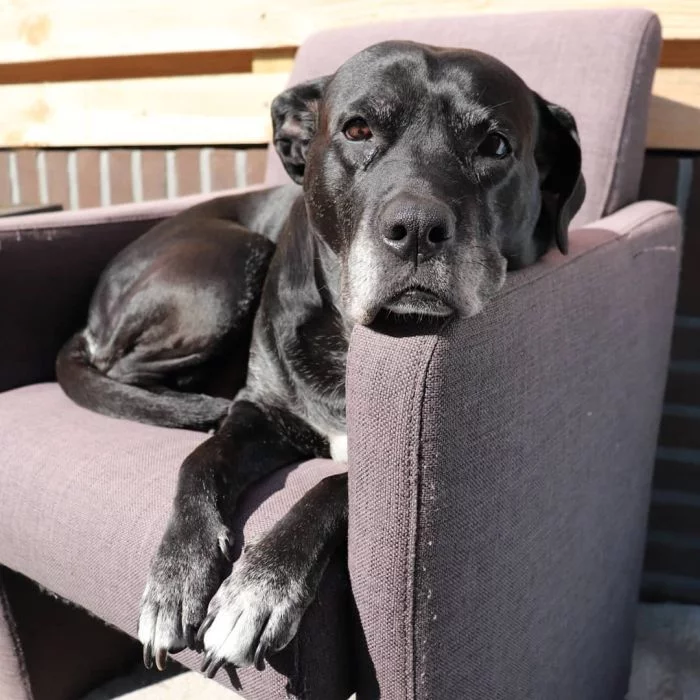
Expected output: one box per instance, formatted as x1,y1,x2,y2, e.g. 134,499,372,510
452,112,510,136
343,96,402,126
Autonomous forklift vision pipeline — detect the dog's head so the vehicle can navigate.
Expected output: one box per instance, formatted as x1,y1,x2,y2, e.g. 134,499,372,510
272,41,585,325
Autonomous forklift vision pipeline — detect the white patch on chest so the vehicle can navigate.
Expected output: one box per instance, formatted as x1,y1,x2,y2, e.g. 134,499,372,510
328,433,348,463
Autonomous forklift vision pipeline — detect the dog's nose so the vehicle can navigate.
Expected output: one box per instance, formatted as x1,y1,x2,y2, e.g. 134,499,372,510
380,194,455,262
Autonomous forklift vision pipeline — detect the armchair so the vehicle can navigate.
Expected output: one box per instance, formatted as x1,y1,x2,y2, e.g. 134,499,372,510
0,9,680,700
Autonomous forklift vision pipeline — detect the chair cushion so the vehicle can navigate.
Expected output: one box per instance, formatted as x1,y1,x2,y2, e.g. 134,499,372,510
265,9,661,229
0,383,351,700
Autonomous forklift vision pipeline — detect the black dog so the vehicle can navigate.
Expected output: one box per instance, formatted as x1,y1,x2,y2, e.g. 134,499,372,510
57,40,584,675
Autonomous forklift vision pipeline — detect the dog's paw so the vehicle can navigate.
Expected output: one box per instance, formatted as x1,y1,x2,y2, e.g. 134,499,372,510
198,541,312,676
138,520,232,671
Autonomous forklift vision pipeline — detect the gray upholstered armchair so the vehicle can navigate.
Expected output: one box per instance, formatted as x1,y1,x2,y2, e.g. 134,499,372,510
0,9,681,700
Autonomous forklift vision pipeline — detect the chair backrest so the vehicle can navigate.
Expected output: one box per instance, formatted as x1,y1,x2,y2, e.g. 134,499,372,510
264,9,661,228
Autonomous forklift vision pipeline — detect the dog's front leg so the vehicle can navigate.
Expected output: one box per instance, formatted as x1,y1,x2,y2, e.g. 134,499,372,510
199,471,348,674
138,399,322,670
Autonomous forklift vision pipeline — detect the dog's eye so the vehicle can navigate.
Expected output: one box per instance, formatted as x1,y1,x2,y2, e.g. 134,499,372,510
477,133,511,159
343,118,373,141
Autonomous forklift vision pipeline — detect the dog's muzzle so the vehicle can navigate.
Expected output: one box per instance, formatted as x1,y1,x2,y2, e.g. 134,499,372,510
344,192,462,323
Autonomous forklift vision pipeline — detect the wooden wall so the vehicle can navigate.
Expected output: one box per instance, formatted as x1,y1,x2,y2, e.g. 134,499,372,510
0,1,699,157
2,2,700,211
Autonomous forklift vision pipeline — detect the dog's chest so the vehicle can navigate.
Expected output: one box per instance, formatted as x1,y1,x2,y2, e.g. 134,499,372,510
298,359,347,435
291,341,348,458
328,433,348,462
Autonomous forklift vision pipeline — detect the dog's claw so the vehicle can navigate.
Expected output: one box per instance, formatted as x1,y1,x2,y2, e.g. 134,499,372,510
201,651,213,674
197,614,215,644
201,649,227,679
143,642,154,669
185,624,197,651
205,657,226,679
253,642,267,671
155,648,168,672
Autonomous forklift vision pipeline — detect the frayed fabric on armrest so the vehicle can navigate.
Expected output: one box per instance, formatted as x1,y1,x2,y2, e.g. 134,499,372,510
346,201,681,700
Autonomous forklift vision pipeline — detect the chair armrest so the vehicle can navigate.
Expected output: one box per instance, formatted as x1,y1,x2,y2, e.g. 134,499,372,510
0,186,266,393
346,200,682,700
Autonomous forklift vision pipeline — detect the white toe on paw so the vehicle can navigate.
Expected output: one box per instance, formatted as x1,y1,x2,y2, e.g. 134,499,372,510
138,582,187,654
137,601,156,647
202,562,307,668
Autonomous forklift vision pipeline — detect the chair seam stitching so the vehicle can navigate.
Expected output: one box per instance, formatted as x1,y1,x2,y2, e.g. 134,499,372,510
408,332,443,700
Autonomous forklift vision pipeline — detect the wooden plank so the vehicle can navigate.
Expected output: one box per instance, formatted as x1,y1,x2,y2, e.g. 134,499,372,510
660,39,700,67
1,66,699,150
0,72,288,147
648,68,700,150
1,1,699,64
0,37,693,86
0,50,256,85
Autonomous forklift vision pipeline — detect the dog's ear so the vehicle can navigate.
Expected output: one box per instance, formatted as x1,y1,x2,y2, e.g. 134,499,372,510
533,93,586,255
271,75,332,184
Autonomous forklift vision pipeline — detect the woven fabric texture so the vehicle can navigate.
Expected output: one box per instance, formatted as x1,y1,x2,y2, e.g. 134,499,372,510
0,384,350,700
347,202,681,699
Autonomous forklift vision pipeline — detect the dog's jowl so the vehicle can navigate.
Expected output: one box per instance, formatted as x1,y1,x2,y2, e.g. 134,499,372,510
56,40,584,675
